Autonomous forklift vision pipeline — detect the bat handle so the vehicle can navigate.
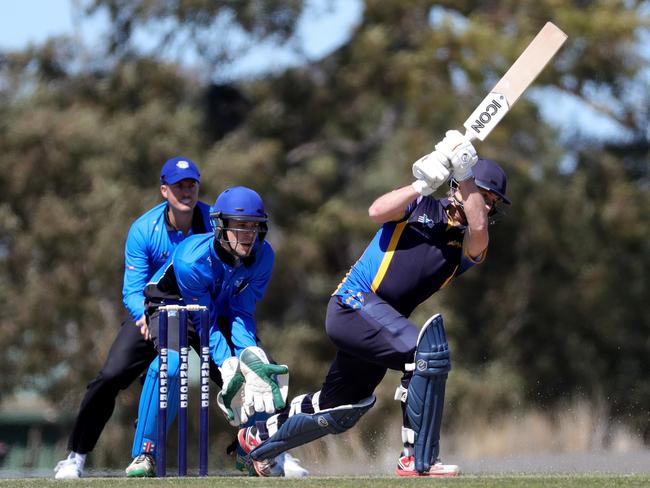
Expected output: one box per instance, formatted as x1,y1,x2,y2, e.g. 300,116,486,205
464,129,477,142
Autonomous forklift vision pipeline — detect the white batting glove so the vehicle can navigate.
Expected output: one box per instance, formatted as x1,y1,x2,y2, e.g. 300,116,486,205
411,150,451,196
239,346,289,416
216,356,246,426
435,130,478,181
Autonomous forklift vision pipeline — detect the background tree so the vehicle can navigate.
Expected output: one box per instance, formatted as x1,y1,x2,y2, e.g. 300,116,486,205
0,0,648,469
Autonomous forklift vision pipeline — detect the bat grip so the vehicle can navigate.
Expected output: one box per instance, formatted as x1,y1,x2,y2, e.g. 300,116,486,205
464,129,477,142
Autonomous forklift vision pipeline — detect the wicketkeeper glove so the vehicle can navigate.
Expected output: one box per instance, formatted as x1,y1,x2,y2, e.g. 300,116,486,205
239,346,289,416
216,356,246,426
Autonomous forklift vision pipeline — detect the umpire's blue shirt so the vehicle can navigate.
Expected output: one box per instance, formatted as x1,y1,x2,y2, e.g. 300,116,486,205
145,234,275,366
334,196,485,317
122,201,211,322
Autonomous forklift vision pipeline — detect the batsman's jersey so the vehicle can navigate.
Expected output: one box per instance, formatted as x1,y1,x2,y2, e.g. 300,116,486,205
145,234,275,366
122,201,211,322
334,197,484,317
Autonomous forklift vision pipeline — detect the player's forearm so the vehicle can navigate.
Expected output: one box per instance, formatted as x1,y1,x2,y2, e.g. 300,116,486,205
230,315,258,353
368,185,418,224
458,179,489,256
122,262,149,321
123,292,146,322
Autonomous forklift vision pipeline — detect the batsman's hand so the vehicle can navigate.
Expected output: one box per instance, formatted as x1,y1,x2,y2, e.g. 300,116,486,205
436,130,478,181
216,356,246,426
239,346,289,416
411,150,451,196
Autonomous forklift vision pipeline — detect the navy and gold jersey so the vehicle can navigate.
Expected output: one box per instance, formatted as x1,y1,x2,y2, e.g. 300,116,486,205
334,197,485,317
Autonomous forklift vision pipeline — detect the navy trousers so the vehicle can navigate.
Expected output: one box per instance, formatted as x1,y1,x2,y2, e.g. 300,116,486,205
318,293,419,410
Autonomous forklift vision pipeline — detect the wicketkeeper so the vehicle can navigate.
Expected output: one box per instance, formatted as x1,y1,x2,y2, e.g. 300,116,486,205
125,186,307,478
237,131,511,476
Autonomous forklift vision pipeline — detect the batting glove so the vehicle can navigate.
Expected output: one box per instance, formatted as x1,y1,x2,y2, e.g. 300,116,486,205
412,150,451,195
435,129,478,181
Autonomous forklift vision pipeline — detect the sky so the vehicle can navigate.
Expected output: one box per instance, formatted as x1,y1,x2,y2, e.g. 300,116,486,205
1,0,96,48
0,0,363,80
0,1,631,143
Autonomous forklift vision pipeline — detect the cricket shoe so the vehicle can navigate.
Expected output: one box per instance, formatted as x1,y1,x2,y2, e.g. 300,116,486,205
395,454,459,477
237,426,282,477
54,454,84,479
125,453,156,477
235,450,256,475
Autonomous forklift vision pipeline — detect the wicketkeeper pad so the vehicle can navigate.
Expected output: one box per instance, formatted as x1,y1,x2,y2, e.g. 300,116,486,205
406,313,451,473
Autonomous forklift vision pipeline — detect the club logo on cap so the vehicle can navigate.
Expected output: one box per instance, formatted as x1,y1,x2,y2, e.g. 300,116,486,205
176,160,190,169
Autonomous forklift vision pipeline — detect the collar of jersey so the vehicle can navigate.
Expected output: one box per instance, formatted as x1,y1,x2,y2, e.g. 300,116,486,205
439,197,466,230
211,238,256,269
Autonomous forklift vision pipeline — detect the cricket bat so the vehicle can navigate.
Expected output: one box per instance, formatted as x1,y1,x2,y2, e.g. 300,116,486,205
463,22,568,141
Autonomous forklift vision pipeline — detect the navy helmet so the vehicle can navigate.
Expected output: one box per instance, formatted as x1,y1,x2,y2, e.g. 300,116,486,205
471,158,511,204
210,186,268,256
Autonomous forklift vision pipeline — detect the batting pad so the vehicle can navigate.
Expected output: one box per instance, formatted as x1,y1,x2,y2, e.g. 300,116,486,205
406,314,451,473
250,395,376,461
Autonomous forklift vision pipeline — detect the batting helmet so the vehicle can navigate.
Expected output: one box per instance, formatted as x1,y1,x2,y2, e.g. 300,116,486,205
471,158,511,204
210,186,268,256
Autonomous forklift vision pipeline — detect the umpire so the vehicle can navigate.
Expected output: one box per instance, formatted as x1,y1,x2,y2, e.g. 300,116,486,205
54,157,213,479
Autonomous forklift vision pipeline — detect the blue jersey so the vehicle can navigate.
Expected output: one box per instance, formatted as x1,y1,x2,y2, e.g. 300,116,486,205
145,234,275,366
334,197,485,317
122,201,211,321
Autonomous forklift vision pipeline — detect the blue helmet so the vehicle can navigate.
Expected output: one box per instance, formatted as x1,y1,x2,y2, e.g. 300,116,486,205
211,186,268,222
210,186,268,256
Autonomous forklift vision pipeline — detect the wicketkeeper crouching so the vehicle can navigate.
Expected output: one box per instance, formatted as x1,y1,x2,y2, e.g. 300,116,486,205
125,186,307,478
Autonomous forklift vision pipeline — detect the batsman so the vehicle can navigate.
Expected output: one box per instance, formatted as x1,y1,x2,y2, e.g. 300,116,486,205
238,130,511,476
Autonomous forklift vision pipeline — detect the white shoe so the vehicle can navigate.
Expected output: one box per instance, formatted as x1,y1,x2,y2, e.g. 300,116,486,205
125,453,156,477
54,455,84,479
279,452,309,478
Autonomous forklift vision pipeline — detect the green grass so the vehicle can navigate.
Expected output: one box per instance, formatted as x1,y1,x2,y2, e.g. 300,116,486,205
1,476,649,488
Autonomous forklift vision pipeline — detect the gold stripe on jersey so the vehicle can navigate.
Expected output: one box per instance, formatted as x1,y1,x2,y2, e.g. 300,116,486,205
439,264,459,289
332,268,352,295
371,221,407,292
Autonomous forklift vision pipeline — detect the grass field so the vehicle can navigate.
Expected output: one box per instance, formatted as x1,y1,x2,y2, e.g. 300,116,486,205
1,476,649,488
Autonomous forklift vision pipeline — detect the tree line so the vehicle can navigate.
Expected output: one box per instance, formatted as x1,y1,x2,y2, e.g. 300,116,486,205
0,1,648,465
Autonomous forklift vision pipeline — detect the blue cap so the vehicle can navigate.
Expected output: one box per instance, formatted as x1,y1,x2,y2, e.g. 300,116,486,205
160,157,201,185
472,158,511,204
